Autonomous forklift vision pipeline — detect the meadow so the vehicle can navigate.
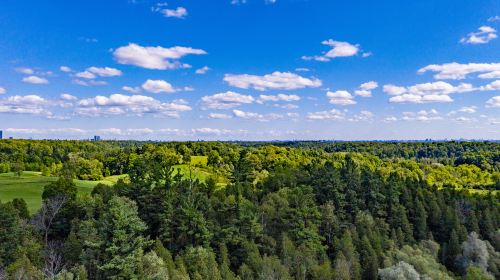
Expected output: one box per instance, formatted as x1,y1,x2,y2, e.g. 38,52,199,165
0,156,220,213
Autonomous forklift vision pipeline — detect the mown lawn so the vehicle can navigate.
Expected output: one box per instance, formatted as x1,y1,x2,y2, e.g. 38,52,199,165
0,156,225,214
0,171,124,214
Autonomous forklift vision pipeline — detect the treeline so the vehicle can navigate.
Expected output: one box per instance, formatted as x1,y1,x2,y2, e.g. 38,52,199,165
2,140,500,191
0,141,499,279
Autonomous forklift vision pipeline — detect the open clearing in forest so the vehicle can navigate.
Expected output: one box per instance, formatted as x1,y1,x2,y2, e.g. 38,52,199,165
0,171,124,214
0,156,224,214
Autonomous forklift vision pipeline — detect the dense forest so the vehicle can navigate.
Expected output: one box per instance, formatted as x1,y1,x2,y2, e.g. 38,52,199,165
0,140,499,279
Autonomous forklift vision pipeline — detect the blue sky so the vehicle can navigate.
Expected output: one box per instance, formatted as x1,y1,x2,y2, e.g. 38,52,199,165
0,0,499,140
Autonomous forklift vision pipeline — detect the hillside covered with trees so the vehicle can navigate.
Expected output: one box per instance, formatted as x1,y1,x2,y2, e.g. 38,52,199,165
0,140,499,279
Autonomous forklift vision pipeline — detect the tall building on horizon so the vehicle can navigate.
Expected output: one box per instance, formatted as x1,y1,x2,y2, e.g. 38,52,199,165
0,130,2,140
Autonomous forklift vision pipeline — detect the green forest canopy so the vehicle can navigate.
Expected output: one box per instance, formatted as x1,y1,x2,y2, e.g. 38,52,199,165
0,139,499,279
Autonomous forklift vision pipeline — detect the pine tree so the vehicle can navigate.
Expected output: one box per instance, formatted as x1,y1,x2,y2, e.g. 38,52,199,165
413,199,427,241
360,235,378,280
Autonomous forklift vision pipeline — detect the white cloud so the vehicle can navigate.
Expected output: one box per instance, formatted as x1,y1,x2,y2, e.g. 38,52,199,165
60,93,78,101
384,81,475,104
195,66,210,74
418,62,500,80
208,113,232,119
478,71,500,79
0,95,53,117
73,79,107,86
274,103,299,109
460,26,497,44
307,109,345,120
122,86,142,94
113,43,206,70
448,106,477,116
232,109,283,122
326,90,356,105
75,71,96,79
350,110,374,121
224,71,321,91
389,94,453,104
488,16,500,22
76,94,191,117
75,66,122,79
201,91,254,109
302,39,361,62
153,4,188,19
22,75,48,84
486,96,500,108
257,94,300,103
480,80,500,91
295,68,310,72
454,116,476,123
16,67,34,75
383,84,407,95
402,109,442,122
60,66,72,73
384,116,398,122
141,79,176,93
87,66,122,77
354,81,378,97
0,87,5,94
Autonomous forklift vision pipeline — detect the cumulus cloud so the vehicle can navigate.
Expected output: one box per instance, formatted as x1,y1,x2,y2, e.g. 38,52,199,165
488,16,500,22
195,66,210,74
354,81,378,97
113,43,206,70
274,103,299,109
60,93,78,101
159,7,188,18
76,94,191,117
60,66,72,73
418,62,500,80
232,109,283,121
201,91,254,109
22,75,48,84
383,116,398,122
350,110,374,121
307,109,345,120
402,109,442,122
16,67,34,75
141,79,176,93
326,90,356,105
460,26,497,44
0,87,5,94
384,81,476,104
486,96,500,108
448,106,477,116
87,66,122,77
75,66,122,79
152,4,187,19
208,113,232,119
224,71,321,91
0,95,53,116
73,79,107,86
257,94,300,103
302,39,362,62
122,86,142,94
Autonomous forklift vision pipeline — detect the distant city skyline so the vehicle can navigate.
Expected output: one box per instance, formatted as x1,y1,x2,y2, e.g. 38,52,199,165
0,1,499,140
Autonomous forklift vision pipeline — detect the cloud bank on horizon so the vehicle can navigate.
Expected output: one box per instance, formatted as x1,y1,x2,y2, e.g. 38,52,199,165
0,0,498,140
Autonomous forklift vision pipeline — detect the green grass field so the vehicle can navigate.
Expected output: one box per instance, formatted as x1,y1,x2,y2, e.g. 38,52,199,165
0,171,124,214
0,156,226,214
